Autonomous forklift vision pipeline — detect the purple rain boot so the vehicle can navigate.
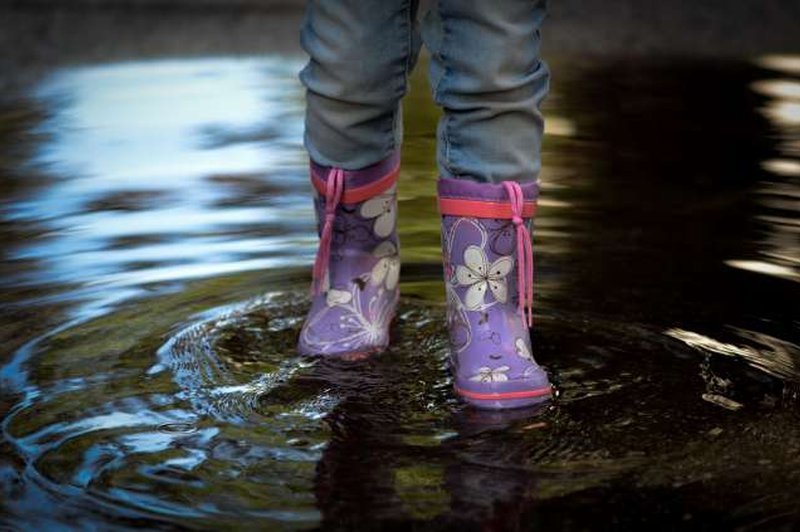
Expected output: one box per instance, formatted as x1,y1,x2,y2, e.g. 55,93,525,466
438,177,553,409
297,152,401,359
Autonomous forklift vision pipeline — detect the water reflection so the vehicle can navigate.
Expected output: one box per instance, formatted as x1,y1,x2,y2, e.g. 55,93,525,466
725,55,800,283
3,57,314,307
667,327,799,411
0,52,799,529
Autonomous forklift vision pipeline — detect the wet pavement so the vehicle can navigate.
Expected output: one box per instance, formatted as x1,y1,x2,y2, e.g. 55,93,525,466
1,23,799,531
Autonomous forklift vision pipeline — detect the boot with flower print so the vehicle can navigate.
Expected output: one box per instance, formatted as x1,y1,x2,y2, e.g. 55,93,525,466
297,152,401,359
438,177,552,409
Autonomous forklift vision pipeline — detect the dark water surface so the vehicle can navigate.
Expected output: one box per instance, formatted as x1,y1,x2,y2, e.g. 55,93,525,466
1,53,799,529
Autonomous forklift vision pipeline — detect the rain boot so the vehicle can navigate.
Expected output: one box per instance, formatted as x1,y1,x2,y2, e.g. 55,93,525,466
438,177,552,408
298,152,401,359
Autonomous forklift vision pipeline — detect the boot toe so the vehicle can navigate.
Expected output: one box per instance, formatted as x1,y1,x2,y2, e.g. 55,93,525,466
455,366,552,410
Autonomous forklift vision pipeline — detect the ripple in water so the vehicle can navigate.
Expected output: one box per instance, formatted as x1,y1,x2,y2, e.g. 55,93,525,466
3,281,800,527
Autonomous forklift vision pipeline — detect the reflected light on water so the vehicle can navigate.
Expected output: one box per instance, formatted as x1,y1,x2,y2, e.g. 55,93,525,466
750,80,800,100
761,159,800,177
727,57,800,282
751,78,800,126
537,198,573,208
756,54,800,75
544,116,576,137
762,101,800,126
5,56,313,305
724,259,799,282
665,328,799,382
29,58,300,192
87,256,301,288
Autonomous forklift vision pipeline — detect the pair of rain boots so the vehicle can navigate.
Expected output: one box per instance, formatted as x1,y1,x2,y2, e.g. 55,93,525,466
297,153,551,409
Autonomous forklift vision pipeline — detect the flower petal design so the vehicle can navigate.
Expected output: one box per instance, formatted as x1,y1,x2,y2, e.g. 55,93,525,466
463,245,487,277
326,288,352,307
515,337,533,361
385,260,400,290
372,240,397,258
464,281,488,310
468,365,510,382
469,367,492,382
360,195,388,218
456,265,480,286
370,259,389,286
492,365,511,382
370,241,400,289
488,279,507,303
373,208,396,238
488,256,513,279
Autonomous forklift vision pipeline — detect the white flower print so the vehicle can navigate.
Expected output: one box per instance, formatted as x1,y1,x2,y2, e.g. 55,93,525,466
359,185,397,238
326,288,352,307
455,245,513,310
469,365,510,383
515,337,533,361
303,282,398,351
370,241,400,290
320,269,352,307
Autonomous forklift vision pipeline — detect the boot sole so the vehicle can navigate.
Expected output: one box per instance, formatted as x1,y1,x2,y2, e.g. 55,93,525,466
298,345,384,361
454,384,553,410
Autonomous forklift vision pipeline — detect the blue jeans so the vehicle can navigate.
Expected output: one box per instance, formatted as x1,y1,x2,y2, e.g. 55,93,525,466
300,0,549,184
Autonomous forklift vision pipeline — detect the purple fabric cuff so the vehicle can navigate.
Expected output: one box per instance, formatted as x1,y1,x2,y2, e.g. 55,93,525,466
310,150,400,187
437,176,539,202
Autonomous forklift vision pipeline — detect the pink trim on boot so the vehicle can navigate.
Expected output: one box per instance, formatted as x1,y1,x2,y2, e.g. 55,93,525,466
311,168,345,294
503,181,535,327
311,161,400,204
437,197,537,219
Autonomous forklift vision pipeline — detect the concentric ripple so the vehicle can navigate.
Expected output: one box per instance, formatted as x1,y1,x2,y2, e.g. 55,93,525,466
3,281,799,527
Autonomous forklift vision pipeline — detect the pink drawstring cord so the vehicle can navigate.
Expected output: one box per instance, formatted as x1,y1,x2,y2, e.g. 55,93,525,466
502,181,535,327
312,167,345,294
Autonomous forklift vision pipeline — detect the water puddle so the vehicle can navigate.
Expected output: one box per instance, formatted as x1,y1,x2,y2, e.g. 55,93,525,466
1,50,798,528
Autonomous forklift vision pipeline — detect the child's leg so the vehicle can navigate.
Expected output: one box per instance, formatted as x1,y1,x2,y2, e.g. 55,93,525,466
298,1,421,358
422,0,549,183
424,0,553,408
300,0,422,170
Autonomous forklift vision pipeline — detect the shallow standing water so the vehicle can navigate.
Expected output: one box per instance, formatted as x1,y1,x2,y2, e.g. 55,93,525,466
0,51,799,529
